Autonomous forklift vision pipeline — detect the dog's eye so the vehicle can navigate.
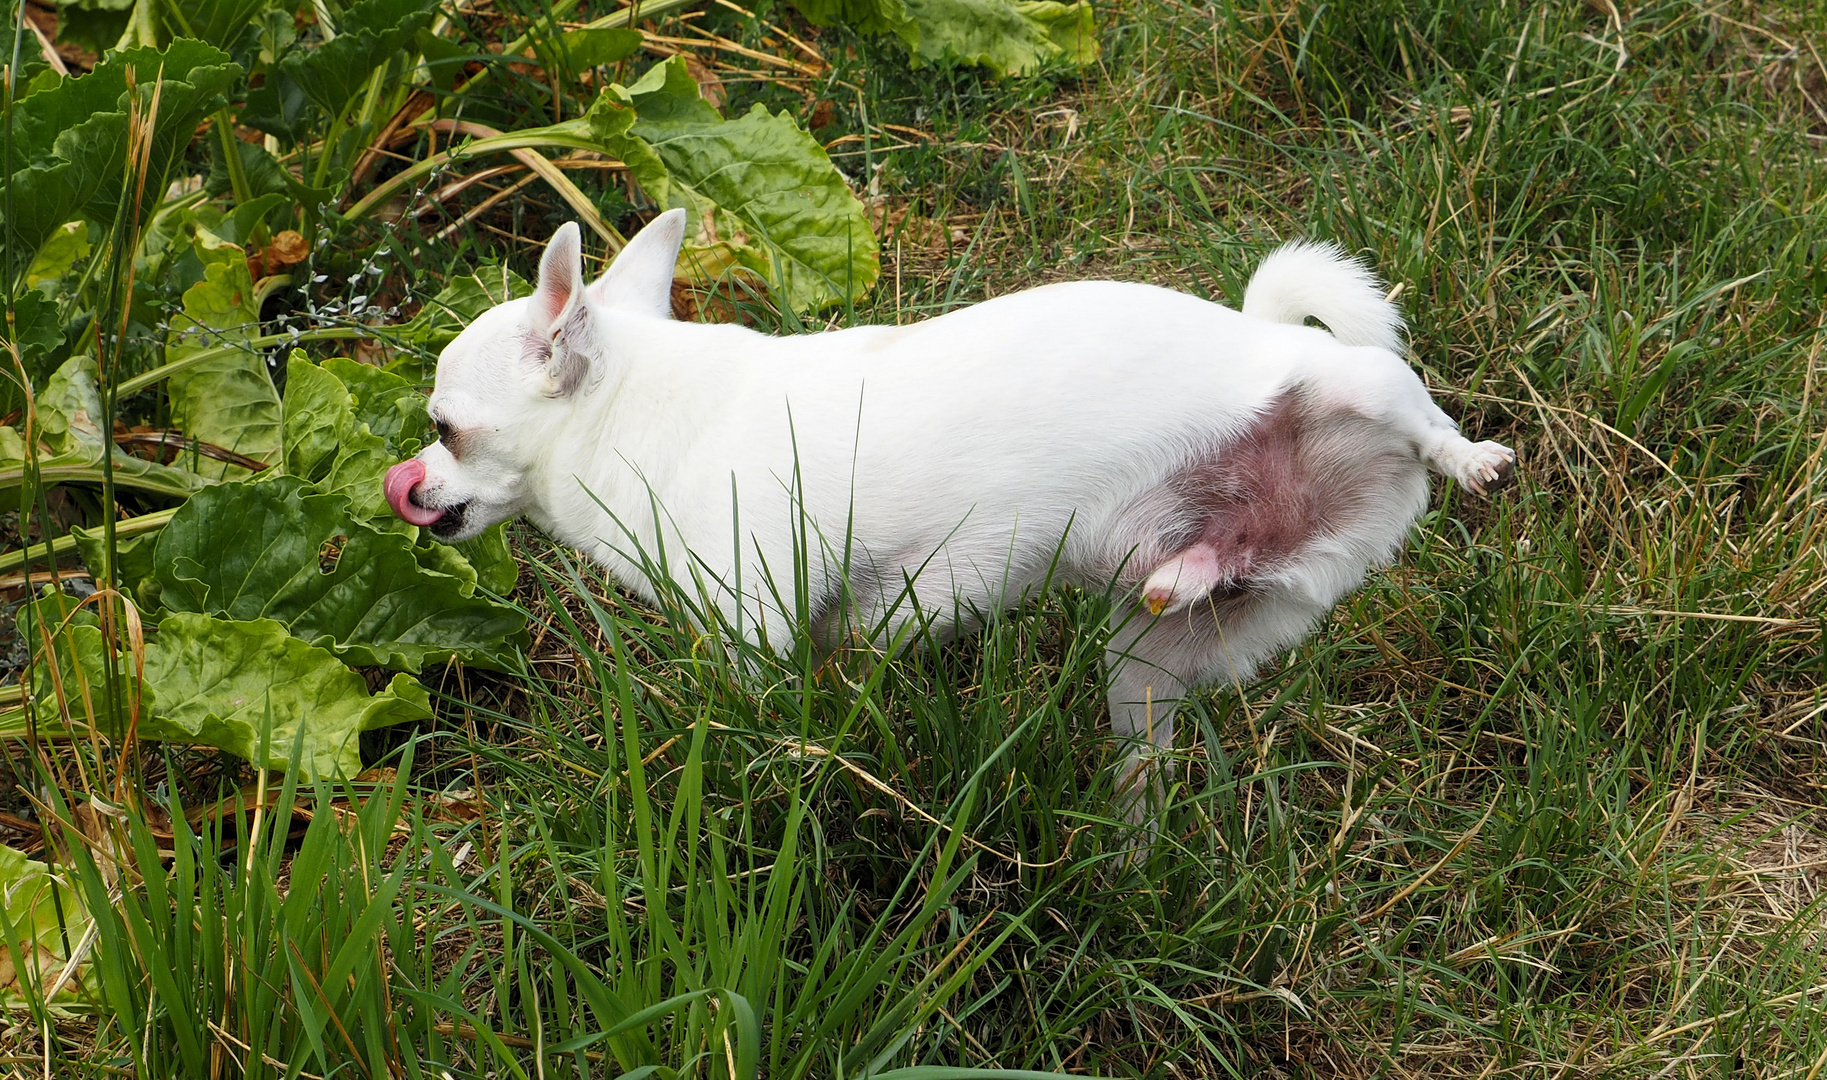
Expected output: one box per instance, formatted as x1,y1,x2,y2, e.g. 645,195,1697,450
434,419,452,444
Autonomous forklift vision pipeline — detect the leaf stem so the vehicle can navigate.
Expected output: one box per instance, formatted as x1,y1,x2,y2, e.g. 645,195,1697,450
342,123,625,246
0,508,176,576
114,326,365,397
0,460,210,499
212,109,255,207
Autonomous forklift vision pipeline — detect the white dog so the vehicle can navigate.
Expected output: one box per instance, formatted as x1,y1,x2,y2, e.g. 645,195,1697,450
385,211,1515,807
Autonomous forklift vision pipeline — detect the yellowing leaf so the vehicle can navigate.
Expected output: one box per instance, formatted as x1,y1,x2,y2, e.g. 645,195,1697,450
588,60,880,312
0,844,88,1004
787,0,1098,76
143,614,433,777
900,0,1099,74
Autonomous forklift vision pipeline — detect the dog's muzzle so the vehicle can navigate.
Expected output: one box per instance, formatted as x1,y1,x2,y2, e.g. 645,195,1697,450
384,459,468,535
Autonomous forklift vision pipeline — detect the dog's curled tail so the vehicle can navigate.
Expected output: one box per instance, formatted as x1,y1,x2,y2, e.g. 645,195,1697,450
1242,241,1405,354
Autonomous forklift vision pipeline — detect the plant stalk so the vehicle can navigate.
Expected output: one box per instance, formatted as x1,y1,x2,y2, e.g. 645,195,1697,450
343,123,625,246
114,326,366,397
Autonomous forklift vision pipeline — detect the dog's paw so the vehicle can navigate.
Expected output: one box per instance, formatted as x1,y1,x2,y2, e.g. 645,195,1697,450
1449,440,1517,496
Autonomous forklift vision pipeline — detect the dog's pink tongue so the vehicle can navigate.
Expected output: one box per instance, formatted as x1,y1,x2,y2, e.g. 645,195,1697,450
384,460,444,527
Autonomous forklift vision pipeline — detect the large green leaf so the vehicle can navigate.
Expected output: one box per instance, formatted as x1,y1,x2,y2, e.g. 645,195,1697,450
12,590,153,733
0,41,239,270
322,357,428,449
788,0,911,36
616,55,722,126
164,225,282,479
279,353,355,483
55,0,135,57
278,351,513,602
2,116,121,277
786,0,1097,76
315,358,427,524
408,523,518,596
35,353,103,456
242,0,438,139
299,352,517,593
23,220,91,295
142,614,432,777
580,59,879,313
276,352,417,527
4,593,429,778
548,27,644,69
316,429,398,525
0,291,69,420
453,526,519,595
899,0,1098,74
159,0,277,62
155,476,527,671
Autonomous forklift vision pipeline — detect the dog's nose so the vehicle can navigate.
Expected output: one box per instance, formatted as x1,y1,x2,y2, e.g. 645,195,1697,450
384,459,445,527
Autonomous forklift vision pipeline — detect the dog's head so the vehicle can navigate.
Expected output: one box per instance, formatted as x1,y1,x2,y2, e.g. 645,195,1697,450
383,210,686,541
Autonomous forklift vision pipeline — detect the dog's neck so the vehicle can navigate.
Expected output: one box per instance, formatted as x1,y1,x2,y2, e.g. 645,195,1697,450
522,310,769,583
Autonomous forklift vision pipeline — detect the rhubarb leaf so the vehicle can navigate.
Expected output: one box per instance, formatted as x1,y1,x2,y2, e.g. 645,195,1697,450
0,42,239,267
143,613,433,777
155,475,527,671
164,226,282,480
581,60,879,313
242,0,438,140
899,0,1099,75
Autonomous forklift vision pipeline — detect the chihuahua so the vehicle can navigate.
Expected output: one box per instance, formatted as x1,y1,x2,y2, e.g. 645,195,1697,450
385,211,1516,809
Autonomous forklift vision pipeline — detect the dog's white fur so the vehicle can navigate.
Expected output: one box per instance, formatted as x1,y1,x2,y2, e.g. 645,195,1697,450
388,211,1516,807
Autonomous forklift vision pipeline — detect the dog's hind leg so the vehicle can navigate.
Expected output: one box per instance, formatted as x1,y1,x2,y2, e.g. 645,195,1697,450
1309,351,1518,495
1422,432,1518,495
1393,389,1517,494
1104,608,1241,827
1106,585,1329,835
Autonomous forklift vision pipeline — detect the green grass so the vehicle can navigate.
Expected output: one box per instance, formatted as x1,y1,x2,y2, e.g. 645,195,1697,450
831,1,1827,1072
12,0,1827,1076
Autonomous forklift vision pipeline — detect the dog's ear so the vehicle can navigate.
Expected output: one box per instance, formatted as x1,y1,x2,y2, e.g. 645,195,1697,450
527,222,591,395
531,221,585,334
586,208,686,318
